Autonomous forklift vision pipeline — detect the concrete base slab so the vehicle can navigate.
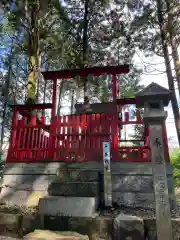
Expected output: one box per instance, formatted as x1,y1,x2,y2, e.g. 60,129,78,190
38,196,98,217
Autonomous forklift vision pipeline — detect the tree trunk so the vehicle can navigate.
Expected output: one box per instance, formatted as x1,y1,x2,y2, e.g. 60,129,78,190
70,89,75,114
156,0,180,146
0,47,13,162
57,80,64,116
36,54,41,103
26,0,40,105
82,0,89,102
14,57,19,104
27,55,37,104
166,0,180,98
41,60,49,117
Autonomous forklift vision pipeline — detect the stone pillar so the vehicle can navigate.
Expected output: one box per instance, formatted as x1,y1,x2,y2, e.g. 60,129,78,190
136,82,173,240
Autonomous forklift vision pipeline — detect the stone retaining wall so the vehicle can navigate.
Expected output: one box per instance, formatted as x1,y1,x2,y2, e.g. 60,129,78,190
0,162,176,209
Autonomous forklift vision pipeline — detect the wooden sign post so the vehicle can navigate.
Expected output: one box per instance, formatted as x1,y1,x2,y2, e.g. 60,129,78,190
136,82,173,240
103,142,112,207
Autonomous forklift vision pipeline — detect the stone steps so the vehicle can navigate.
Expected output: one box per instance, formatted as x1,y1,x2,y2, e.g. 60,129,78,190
49,169,100,197
1,162,176,210
48,182,99,197
38,169,101,217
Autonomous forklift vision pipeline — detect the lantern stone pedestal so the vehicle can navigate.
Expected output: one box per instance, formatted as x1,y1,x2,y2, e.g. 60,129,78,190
136,82,175,240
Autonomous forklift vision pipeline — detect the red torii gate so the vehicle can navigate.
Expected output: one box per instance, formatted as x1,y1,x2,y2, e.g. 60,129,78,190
41,65,130,119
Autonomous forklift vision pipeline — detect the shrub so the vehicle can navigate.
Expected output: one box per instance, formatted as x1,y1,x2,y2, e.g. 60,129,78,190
170,148,180,188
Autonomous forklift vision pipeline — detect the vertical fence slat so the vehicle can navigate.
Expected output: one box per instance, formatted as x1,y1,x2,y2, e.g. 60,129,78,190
136,109,142,123
125,112,129,123
45,136,48,159
72,114,77,160
7,109,18,161
50,116,57,160
62,116,66,149
75,115,79,152
34,129,38,149
26,128,31,150
91,114,95,153
86,114,91,151
39,130,43,159
97,114,101,153
16,126,20,147
55,116,60,160
31,129,35,149
67,115,71,159
80,114,85,157
56,116,61,159
54,118,58,160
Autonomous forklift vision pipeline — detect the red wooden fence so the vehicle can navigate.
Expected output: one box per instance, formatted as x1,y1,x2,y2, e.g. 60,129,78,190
51,113,113,162
7,111,51,162
6,101,173,163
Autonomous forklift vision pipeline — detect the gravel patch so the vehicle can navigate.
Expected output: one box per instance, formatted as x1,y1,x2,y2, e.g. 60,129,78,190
0,202,37,216
99,189,180,219
100,203,180,219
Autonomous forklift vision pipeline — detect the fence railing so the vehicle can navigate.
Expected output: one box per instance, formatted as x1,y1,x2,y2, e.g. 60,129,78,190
51,113,112,162
6,100,169,163
7,104,52,162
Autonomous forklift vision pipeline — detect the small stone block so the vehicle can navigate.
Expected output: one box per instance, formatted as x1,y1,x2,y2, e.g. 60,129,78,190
172,218,180,240
144,219,157,240
22,215,43,234
144,218,180,240
113,214,144,240
0,213,21,236
91,217,113,240
38,196,98,217
23,230,89,240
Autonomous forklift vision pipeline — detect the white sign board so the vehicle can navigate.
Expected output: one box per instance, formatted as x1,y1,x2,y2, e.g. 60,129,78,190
103,142,112,207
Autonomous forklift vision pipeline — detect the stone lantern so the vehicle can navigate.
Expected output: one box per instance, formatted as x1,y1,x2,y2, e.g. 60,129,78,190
136,82,171,124
135,82,173,240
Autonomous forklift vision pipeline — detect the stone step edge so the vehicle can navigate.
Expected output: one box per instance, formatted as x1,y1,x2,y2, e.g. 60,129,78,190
38,196,99,217
49,181,99,183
